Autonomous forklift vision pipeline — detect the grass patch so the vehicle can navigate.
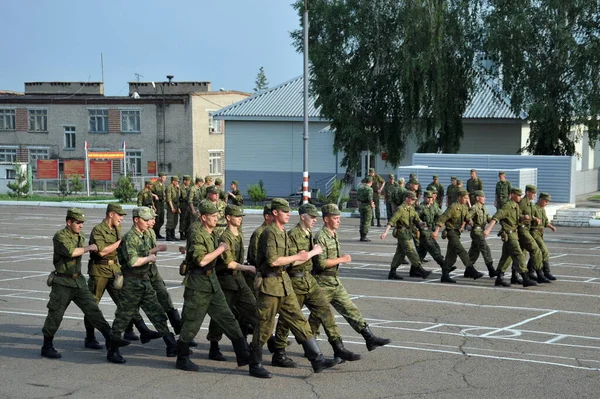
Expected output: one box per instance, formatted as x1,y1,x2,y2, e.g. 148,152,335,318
0,194,117,202
587,195,600,201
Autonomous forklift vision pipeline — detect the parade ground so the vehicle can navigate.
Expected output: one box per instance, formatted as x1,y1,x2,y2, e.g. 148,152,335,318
0,204,599,399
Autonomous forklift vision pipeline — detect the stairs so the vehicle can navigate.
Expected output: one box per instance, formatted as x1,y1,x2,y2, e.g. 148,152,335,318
552,207,600,227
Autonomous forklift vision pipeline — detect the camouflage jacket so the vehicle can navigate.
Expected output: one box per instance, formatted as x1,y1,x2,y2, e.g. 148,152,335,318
117,227,152,276
88,220,122,277
256,223,295,297
437,202,470,230
183,224,222,293
52,227,87,288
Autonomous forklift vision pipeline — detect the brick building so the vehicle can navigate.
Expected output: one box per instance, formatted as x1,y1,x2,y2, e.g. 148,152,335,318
0,80,249,186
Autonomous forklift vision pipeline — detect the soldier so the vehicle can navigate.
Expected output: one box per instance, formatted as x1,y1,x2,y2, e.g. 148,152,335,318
381,192,432,280
189,177,204,218
416,191,452,282
495,171,512,211
484,188,538,287
246,204,272,295
368,168,385,227
179,175,192,240
432,190,485,281
106,207,177,364
466,169,483,207
249,198,340,379
41,208,113,359
532,192,557,280
165,176,181,241
269,203,360,368
357,177,375,241
202,176,214,200
214,177,227,202
408,173,422,200
427,175,445,208
391,177,407,213
174,201,251,372
383,174,398,223
203,185,227,237
151,172,167,238
446,176,458,206
467,191,497,278
137,179,156,210
206,205,258,362
227,180,244,206
84,203,155,348
519,185,550,283
312,204,391,351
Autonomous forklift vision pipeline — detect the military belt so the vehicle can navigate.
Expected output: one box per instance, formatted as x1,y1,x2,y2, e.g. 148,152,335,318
313,269,337,276
216,269,237,277
55,272,81,279
189,268,213,276
94,259,117,266
504,229,516,235
287,271,307,278
123,272,150,280
262,270,283,278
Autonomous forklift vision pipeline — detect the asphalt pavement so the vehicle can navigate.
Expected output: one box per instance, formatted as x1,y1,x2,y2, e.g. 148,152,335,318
0,204,599,399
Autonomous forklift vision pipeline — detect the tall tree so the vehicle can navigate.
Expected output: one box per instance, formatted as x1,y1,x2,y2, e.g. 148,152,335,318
484,0,600,155
253,66,270,92
291,0,483,168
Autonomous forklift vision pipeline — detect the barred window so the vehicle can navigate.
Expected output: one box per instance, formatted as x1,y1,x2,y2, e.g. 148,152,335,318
89,109,108,133
28,109,47,132
0,109,15,130
121,110,141,132
0,147,17,162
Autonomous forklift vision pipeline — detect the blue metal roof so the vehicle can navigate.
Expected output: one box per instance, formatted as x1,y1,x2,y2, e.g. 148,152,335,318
214,74,523,121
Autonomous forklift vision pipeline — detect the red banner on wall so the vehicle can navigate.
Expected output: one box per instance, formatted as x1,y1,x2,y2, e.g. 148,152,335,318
64,160,85,177
147,161,156,175
37,159,59,179
90,160,112,181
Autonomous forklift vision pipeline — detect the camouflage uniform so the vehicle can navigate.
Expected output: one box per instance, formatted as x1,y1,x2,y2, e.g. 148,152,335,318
179,179,192,238
387,202,424,275
493,202,528,274
466,175,483,206
467,201,494,271
518,191,543,271
417,200,445,268
246,220,269,297
426,178,445,207
495,175,512,210
137,185,155,208
151,179,166,236
370,171,385,226
228,187,244,206
446,181,459,207
357,183,373,240
531,204,550,264
166,181,181,234
273,222,342,349
382,177,398,221
144,228,177,317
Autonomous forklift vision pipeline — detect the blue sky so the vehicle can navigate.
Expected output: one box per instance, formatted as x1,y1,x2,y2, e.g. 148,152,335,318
0,0,304,95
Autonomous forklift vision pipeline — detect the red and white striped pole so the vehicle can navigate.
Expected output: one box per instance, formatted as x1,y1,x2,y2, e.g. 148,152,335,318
302,0,310,205
302,171,310,204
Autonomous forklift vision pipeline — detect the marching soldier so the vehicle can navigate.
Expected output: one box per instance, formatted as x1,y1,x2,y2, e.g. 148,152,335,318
532,192,557,280
202,185,227,237
151,172,167,238
179,175,192,240
189,177,204,219
357,177,375,241
165,176,181,241
520,185,550,283
246,204,272,296
416,191,452,282
467,191,497,278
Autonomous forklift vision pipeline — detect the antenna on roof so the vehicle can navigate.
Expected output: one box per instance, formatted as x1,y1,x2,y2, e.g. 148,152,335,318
134,73,144,82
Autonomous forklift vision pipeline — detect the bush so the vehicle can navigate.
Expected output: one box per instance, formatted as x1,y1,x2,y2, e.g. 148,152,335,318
247,179,267,205
58,174,71,198
6,164,30,199
69,174,84,195
318,179,344,205
113,175,136,203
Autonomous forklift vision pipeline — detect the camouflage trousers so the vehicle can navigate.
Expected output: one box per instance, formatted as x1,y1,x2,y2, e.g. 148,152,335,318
309,275,368,335
252,290,313,349
518,227,542,270
498,232,528,273
372,195,382,222
43,279,111,337
444,230,473,269
385,202,394,221
531,231,549,263
179,204,190,234
110,277,171,340
206,279,257,343
418,232,445,267
273,273,341,349
154,202,165,234
179,286,243,344
243,272,256,299
359,205,372,237
166,208,179,230
84,274,142,331
468,228,493,266
391,235,421,270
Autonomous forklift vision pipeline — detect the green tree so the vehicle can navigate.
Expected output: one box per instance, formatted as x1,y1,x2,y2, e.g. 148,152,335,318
69,174,84,195
291,0,483,168
247,179,267,205
6,164,30,198
484,0,600,155
254,66,270,93
113,175,136,203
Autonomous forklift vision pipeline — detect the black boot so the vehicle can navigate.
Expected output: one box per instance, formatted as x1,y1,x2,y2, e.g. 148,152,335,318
266,335,276,354
388,269,403,280
377,219,382,227
163,334,177,357
271,348,297,368
510,269,523,284
536,269,551,284
41,335,62,359
331,338,361,362
208,341,226,361
84,322,103,350
521,272,538,287
166,229,175,241
440,270,457,283
248,344,272,378
135,319,161,344
494,272,510,287
231,337,250,366
486,263,498,278
302,338,341,373
526,258,536,279
409,266,431,279
123,320,139,341
166,308,182,335
106,339,126,364
360,326,391,351
189,339,199,347
464,266,484,280
359,234,371,242
175,340,199,371
543,261,556,280
155,228,164,239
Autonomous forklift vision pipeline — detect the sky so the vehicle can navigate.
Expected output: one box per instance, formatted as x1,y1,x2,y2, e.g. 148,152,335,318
0,0,304,95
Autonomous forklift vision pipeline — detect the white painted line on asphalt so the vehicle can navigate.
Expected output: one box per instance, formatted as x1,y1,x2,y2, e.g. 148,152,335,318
550,254,568,259
545,334,568,344
479,311,557,337
419,323,444,332
0,273,48,282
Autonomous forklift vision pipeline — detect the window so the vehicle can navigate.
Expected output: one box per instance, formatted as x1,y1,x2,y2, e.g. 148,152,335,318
124,150,142,176
64,126,76,149
6,169,15,179
89,109,108,133
0,109,15,130
29,148,50,173
208,110,222,134
28,109,48,132
0,147,17,162
209,151,222,175
121,110,141,132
